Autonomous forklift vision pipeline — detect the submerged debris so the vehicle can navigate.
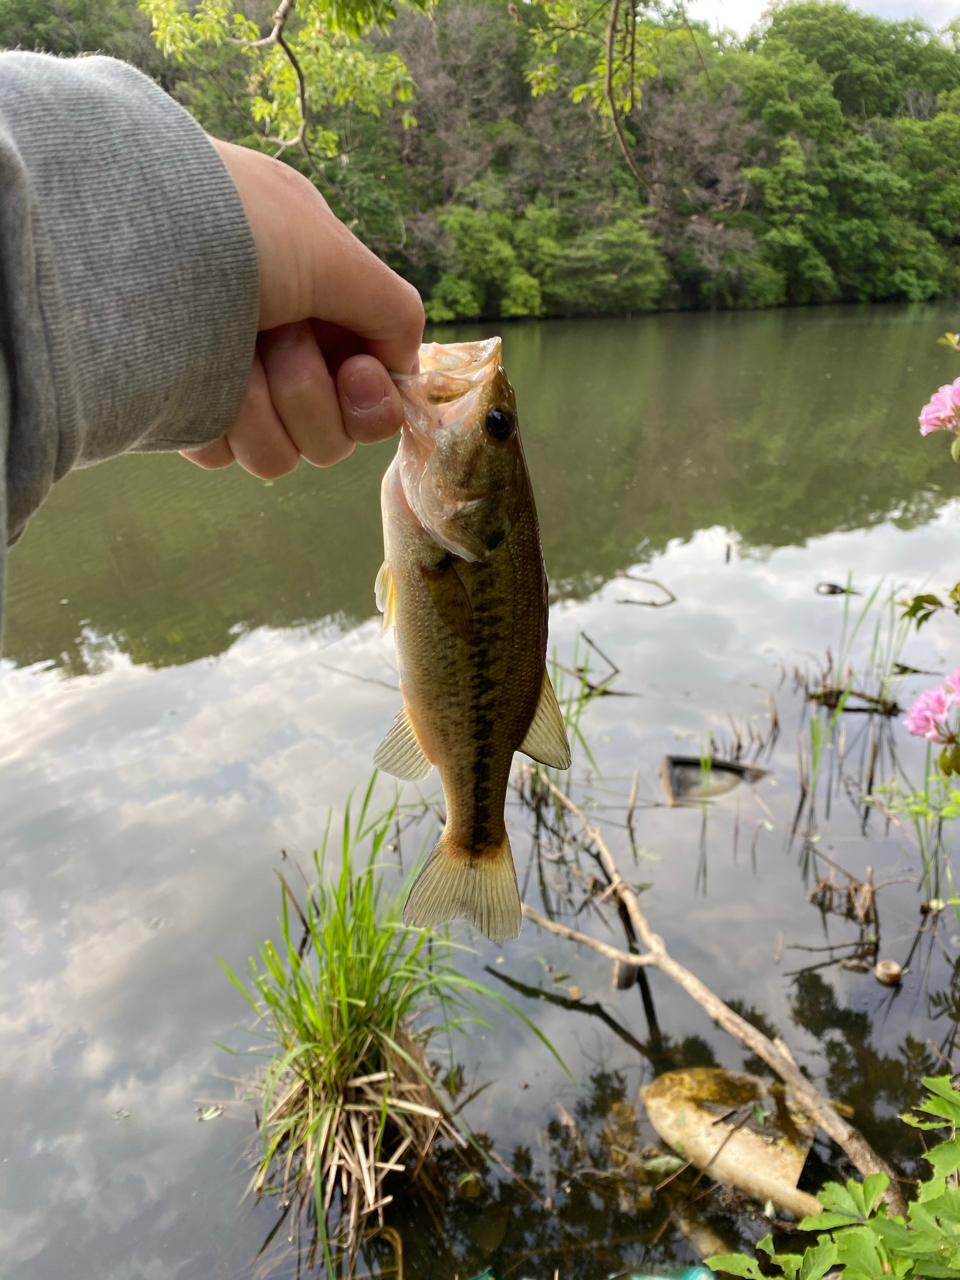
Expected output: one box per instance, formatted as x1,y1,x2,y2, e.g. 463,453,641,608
875,959,904,986
658,755,769,806
808,867,877,926
641,1067,821,1219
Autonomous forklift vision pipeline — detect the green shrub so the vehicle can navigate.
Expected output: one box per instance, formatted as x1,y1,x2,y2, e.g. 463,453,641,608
740,254,788,308
501,266,543,317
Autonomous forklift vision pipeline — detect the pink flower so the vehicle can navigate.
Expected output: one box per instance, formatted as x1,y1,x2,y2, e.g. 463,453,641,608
918,378,960,436
904,683,956,743
948,666,960,703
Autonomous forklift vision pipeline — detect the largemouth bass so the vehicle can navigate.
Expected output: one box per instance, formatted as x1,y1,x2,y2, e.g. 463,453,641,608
374,337,571,942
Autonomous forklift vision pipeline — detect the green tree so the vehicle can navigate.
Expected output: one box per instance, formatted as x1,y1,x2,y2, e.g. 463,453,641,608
141,0,425,165
725,37,846,144
0,0,169,77
744,137,838,303
893,90,960,245
763,0,960,119
542,217,668,315
425,204,543,320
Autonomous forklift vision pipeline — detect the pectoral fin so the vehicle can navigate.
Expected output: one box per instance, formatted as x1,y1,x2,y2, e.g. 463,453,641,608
375,561,396,636
520,671,572,770
374,705,434,781
420,555,473,642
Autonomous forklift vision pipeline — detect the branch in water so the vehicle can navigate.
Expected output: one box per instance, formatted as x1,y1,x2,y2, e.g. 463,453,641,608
525,779,908,1217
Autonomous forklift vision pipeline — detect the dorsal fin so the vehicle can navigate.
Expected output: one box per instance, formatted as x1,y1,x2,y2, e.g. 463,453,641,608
373,705,433,781
519,671,572,770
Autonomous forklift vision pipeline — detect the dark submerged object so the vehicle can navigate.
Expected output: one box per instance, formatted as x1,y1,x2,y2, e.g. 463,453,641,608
658,755,768,806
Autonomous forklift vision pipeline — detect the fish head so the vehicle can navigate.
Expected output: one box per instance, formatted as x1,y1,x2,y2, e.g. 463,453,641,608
393,337,525,562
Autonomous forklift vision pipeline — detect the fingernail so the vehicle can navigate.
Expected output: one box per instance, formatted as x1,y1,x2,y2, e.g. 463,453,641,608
346,373,387,413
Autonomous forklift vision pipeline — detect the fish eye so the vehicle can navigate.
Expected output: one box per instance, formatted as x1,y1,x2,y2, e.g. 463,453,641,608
484,406,514,442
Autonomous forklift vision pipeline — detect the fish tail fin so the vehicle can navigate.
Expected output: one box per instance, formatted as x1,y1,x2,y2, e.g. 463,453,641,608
402,830,521,943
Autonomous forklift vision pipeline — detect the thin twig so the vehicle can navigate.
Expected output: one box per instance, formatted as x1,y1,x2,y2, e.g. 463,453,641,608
604,0,655,193
228,0,319,171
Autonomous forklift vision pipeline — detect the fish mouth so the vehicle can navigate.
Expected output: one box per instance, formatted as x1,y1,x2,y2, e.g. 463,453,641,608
391,338,502,438
392,337,501,389
390,339,507,563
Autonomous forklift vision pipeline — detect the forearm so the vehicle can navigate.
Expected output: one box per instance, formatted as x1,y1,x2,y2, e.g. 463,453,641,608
0,52,259,555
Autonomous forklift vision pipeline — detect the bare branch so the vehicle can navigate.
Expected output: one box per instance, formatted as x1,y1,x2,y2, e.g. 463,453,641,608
522,904,656,968
531,778,908,1216
231,0,296,48
603,0,654,193
226,0,321,174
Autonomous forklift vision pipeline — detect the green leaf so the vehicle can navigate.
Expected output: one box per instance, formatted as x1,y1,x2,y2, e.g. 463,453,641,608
800,1212,859,1230
861,1172,891,1214
818,1178,867,1220
756,1234,776,1258
833,1224,888,1279
920,1076,960,1126
798,1237,839,1280
704,1253,766,1280
776,1253,804,1280
756,1234,803,1280
920,1138,960,1199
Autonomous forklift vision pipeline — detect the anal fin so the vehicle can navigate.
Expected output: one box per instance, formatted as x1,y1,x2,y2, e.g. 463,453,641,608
374,705,433,781
375,561,396,636
519,670,572,770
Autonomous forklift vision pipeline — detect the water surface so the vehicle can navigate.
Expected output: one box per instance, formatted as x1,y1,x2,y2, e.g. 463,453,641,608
2,303,958,1279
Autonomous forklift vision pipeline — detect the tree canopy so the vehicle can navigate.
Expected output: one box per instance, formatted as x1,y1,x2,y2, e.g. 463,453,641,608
2,0,958,318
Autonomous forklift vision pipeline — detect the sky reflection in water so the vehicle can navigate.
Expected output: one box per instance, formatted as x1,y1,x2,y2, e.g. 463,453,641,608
2,304,959,1279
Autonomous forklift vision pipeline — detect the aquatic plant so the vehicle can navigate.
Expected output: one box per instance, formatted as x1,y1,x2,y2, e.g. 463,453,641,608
707,1074,960,1280
223,778,563,1267
871,764,960,930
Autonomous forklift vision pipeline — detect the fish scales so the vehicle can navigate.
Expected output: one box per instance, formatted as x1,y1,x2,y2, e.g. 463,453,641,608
374,338,571,942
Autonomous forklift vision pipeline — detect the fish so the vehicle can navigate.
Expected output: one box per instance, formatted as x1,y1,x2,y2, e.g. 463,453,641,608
374,337,571,942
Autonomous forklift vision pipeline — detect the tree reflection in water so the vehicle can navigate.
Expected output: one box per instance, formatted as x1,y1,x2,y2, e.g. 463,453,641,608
254,969,949,1280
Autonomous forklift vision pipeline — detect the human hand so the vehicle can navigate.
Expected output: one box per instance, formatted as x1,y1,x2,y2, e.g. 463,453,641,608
181,140,424,479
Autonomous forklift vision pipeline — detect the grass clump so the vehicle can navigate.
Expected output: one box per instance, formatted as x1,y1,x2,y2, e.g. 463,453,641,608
223,777,561,1266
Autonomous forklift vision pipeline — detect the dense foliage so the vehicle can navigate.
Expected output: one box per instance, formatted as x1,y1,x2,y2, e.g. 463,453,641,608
3,0,959,318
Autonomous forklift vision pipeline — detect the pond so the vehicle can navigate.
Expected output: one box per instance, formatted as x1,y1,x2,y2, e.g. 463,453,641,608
2,302,959,1279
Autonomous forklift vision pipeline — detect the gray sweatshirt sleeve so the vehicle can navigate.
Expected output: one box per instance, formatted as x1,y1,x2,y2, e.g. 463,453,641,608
0,51,259,604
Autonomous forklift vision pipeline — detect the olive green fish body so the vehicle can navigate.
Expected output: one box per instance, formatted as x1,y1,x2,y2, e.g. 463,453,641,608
385,474,547,854
374,338,571,942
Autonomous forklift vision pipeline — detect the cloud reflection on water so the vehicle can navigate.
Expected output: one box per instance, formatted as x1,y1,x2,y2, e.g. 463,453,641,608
2,504,959,1277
